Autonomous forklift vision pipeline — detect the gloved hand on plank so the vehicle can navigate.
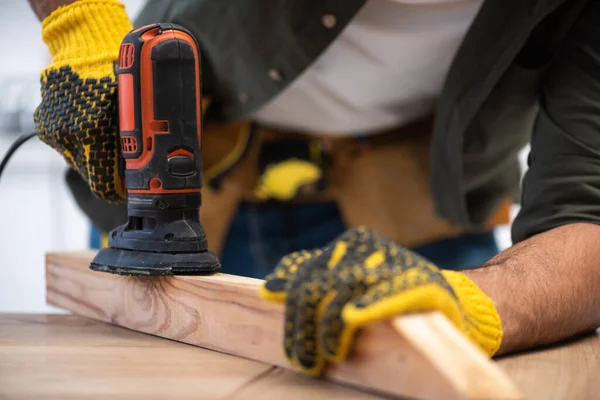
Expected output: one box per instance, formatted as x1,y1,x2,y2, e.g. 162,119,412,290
259,226,503,375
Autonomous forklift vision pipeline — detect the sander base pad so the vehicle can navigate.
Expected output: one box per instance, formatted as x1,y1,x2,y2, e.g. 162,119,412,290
90,247,221,276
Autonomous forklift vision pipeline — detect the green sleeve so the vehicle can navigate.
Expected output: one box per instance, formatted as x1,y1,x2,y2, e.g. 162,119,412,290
512,2,600,242
133,0,196,28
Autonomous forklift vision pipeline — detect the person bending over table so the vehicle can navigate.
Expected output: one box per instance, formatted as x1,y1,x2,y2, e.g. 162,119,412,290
28,0,600,375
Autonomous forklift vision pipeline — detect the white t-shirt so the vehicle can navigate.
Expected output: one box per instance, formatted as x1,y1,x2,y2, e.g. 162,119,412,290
252,0,483,136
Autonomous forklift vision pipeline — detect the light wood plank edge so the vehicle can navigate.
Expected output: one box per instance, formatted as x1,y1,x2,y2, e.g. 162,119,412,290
46,251,522,400
393,315,522,400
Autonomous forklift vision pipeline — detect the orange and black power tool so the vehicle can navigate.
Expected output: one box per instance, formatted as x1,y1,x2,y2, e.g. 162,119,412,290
90,23,220,276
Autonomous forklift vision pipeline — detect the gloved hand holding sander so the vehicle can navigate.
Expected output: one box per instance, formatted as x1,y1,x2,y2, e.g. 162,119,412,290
34,0,130,202
32,0,219,276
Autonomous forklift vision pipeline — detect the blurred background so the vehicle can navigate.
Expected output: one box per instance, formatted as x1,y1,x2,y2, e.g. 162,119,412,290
0,0,525,313
0,0,144,313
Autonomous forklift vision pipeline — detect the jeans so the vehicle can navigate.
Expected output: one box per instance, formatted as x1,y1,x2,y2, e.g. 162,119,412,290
220,201,499,279
90,201,500,277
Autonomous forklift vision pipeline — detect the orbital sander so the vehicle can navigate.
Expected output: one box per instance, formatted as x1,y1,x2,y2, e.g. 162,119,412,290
90,23,220,276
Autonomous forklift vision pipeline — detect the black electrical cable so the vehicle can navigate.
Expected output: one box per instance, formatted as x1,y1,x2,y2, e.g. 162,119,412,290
0,133,37,183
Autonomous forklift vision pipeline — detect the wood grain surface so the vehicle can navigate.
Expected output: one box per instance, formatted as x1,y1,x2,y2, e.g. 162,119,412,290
46,251,521,400
0,313,272,400
222,368,384,400
497,332,600,400
3,314,600,400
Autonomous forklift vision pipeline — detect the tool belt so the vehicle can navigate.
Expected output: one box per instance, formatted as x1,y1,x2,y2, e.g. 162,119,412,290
199,116,511,256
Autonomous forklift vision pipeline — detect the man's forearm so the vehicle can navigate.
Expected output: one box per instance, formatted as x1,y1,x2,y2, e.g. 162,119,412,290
465,223,600,355
28,0,77,21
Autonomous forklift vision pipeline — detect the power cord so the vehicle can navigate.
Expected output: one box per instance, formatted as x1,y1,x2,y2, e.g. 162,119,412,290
0,133,37,183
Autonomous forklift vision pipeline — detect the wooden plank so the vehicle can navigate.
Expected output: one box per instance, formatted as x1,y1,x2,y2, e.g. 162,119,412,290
0,313,273,400
46,251,522,400
393,314,517,399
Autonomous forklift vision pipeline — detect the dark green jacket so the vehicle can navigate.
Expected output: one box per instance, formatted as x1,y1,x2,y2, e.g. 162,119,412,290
71,0,600,244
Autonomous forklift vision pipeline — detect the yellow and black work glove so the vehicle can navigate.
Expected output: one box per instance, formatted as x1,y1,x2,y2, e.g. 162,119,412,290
34,0,133,201
259,227,503,375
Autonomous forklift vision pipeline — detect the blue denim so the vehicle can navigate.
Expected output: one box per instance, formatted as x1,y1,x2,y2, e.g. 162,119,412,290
89,201,500,276
219,201,499,279
90,226,102,249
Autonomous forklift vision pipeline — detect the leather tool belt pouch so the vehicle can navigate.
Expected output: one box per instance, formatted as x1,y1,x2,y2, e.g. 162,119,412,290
199,116,511,255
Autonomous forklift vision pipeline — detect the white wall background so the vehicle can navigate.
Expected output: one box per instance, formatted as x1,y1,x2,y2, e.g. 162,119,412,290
0,0,526,314
0,0,144,313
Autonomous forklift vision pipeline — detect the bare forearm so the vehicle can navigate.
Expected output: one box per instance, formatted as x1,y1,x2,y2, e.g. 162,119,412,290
464,223,600,355
28,0,77,20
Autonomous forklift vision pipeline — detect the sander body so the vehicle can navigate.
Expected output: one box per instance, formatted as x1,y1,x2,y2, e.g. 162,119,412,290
90,23,220,276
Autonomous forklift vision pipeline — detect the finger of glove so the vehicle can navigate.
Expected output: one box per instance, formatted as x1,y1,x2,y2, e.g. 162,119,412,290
81,77,122,200
343,263,464,330
36,66,123,201
318,257,397,363
35,80,80,169
386,243,438,273
333,226,388,263
261,249,322,302
333,227,425,277
264,226,385,297
286,264,330,375
317,284,359,363
332,227,435,275
323,228,391,284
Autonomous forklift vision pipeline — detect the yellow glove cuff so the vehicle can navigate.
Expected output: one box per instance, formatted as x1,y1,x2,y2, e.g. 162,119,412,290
442,270,503,357
41,0,133,77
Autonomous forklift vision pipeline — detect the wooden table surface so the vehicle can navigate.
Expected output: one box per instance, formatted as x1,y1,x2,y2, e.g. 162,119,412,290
1,313,599,400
